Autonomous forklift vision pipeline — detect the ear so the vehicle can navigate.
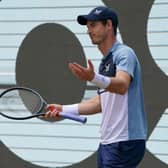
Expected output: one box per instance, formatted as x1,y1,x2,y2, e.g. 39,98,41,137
107,19,112,25
106,19,115,36
106,19,113,29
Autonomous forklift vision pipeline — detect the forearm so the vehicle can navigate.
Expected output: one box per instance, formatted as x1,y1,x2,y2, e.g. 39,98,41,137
68,60,130,95
61,95,101,116
45,96,101,119
106,77,128,95
91,71,131,95
78,95,101,115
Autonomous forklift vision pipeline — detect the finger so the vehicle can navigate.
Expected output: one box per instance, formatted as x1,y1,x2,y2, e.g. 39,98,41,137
69,63,85,77
50,111,58,118
45,110,58,118
73,62,86,70
46,104,55,111
69,62,86,72
88,59,94,70
45,109,53,117
69,63,78,74
44,111,51,118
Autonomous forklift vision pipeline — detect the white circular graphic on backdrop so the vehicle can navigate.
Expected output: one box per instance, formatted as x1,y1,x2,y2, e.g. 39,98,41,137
0,0,105,167
147,0,168,165
1,0,167,167
147,0,168,76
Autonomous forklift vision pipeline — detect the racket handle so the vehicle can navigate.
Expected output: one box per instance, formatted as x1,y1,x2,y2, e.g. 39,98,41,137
59,112,87,124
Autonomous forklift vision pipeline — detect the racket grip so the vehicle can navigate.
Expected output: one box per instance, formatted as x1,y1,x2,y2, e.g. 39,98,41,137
59,112,87,124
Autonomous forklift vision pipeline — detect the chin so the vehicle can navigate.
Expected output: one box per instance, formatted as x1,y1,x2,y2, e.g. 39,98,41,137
92,40,99,45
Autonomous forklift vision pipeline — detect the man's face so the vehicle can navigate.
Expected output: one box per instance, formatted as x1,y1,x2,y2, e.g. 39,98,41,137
86,20,109,45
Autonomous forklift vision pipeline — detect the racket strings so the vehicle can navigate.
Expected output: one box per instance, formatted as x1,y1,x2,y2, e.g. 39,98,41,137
18,90,43,114
31,99,43,114
0,89,43,118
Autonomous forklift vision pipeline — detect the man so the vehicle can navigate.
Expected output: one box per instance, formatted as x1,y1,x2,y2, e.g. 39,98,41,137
46,6,147,168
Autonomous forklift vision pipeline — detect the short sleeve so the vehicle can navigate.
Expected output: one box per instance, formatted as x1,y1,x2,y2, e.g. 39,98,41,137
115,47,137,79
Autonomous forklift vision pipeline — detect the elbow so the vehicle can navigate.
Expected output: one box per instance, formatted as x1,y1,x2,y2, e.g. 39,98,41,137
107,81,129,95
118,80,129,95
118,86,128,95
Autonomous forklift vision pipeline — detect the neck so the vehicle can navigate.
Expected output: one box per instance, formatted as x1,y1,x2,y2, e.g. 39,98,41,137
98,37,116,56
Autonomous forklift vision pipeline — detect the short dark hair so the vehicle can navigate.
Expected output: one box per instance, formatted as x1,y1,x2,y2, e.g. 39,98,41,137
101,19,117,36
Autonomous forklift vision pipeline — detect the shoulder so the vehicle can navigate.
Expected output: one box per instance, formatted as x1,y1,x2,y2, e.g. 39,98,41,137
115,43,135,56
113,43,137,62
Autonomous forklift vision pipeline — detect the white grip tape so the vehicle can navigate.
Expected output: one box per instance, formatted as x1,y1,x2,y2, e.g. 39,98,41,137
91,73,111,89
62,104,79,115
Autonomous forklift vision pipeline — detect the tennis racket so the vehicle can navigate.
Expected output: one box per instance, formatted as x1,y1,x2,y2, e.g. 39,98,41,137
0,87,87,124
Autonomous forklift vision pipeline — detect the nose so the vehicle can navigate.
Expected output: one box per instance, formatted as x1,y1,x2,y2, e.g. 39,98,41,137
87,27,92,35
87,28,90,34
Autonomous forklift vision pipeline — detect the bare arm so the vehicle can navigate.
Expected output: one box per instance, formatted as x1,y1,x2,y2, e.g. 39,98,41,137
69,59,131,95
78,95,101,115
106,70,131,95
45,95,101,119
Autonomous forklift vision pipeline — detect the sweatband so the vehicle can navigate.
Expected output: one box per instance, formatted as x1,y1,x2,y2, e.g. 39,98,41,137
91,73,111,89
62,104,79,115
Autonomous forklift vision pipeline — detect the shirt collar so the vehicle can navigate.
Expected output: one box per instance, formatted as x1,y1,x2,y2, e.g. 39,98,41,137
101,41,120,63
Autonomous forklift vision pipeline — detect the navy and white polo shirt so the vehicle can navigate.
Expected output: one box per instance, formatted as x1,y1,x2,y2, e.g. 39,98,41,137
98,41,147,144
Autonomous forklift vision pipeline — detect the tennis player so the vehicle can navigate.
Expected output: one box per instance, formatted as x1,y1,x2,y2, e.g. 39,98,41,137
46,6,147,168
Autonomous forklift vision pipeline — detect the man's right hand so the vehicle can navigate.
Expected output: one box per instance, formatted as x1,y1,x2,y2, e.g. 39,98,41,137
45,104,62,119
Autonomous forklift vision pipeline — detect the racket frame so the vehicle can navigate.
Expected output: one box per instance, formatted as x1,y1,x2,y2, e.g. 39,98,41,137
0,87,87,124
0,87,46,120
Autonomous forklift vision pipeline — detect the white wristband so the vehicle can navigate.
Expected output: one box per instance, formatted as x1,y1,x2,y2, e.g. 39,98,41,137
62,104,79,115
91,73,111,89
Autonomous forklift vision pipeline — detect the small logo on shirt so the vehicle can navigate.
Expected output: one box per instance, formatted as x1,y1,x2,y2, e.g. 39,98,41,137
105,63,110,72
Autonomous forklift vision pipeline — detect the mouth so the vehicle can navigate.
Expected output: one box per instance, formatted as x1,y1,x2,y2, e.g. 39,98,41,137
89,34,98,44
89,34,95,41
